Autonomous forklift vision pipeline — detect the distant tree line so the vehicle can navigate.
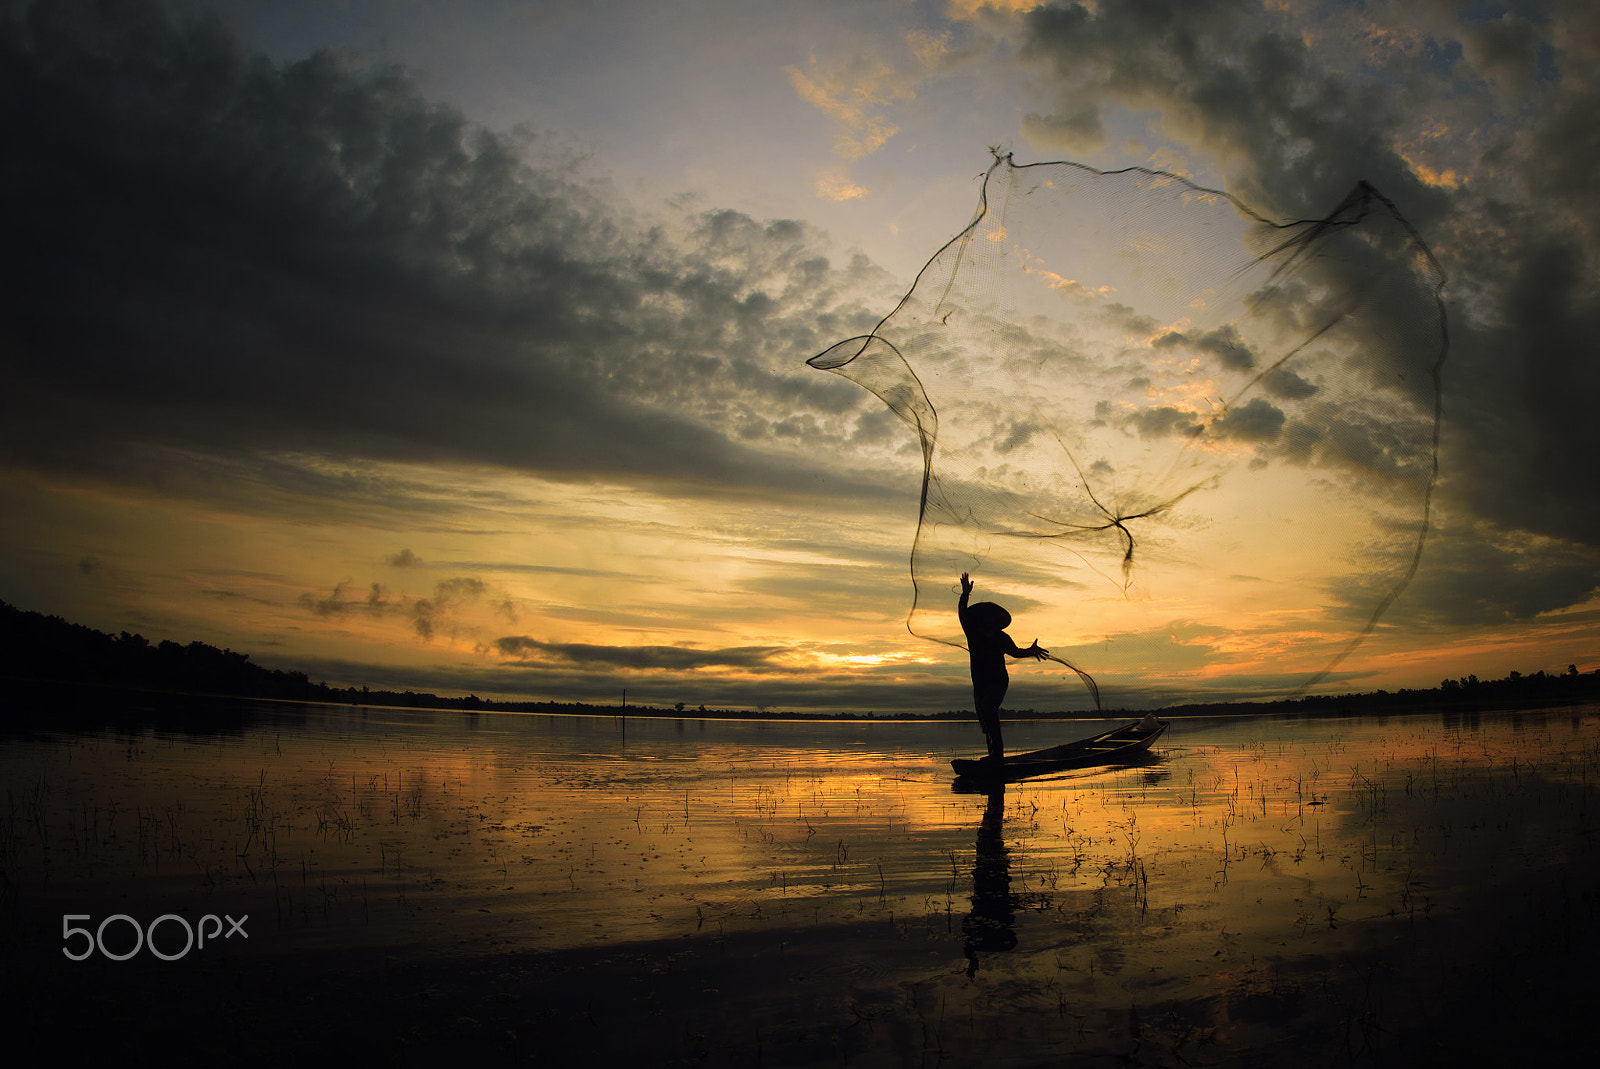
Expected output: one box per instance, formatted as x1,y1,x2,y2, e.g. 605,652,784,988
1155,664,1600,719
1,600,1595,720
0,600,328,701
0,601,822,718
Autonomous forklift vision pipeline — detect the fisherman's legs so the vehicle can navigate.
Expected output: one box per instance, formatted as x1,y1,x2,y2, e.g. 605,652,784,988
973,677,1008,761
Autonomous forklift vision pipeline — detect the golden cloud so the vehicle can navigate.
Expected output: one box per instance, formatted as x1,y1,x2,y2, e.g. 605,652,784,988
814,167,871,201
786,55,916,160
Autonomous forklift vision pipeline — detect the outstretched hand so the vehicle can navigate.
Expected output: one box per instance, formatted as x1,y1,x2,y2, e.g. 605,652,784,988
1026,640,1049,661
960,572,973,595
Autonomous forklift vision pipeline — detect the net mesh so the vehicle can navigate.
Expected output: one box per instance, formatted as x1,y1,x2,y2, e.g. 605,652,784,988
810,154,1446,708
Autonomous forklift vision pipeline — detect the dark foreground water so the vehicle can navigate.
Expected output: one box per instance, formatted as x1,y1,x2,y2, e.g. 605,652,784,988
3,698,1598,1066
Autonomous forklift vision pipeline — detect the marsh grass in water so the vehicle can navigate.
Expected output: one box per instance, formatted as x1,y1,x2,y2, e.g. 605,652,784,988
2,702,1597,1064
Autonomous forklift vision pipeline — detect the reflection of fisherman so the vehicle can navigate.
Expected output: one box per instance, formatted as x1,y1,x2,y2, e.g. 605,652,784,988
958,573,1049,763
963,786,1016,976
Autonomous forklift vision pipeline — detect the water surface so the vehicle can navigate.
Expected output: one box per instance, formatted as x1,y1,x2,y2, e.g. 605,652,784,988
4,701,1597,1065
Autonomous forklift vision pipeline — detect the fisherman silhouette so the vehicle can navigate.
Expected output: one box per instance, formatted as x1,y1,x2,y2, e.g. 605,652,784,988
958,573,1048,763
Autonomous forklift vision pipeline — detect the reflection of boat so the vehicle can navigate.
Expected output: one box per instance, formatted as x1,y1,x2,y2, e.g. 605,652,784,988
952,720,1170,781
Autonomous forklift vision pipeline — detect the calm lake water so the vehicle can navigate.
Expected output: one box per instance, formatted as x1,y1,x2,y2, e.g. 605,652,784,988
4,699,1598,1065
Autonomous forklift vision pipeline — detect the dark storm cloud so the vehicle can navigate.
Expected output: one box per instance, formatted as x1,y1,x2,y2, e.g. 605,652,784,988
1375,524,1600,629
1260,366,1318,402
1020,0,1451,223
1153,325,1256,371
1214,397,1285,443
299,581,356,618
1017,0,1600,623
298,574,491,639
1456,8,1546,96
493,636,793,673
278,650,969,713
1448,234,1600,548
1127,405,1199,439
0,0,887,499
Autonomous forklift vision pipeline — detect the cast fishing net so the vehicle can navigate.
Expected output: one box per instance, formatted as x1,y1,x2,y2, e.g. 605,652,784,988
810,155,1446,708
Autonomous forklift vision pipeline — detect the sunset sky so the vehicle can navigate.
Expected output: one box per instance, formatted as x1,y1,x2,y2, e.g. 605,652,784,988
3,0,1596,714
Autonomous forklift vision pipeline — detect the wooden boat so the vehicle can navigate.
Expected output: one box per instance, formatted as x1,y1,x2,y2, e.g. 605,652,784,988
951,719,1170,782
